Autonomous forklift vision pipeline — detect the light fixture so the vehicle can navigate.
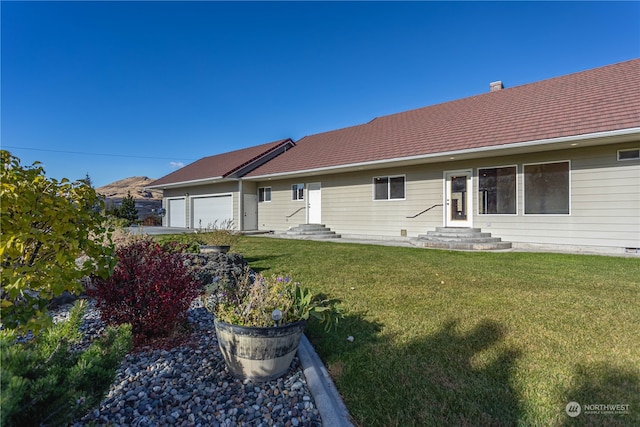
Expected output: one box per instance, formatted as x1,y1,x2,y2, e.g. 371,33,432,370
272,309,283,326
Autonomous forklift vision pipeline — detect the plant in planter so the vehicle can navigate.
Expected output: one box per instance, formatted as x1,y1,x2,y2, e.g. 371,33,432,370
195,219,240,253
202,267,342,381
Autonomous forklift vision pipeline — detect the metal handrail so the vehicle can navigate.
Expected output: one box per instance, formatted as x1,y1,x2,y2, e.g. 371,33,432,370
406,204,443,219
286,207,305,219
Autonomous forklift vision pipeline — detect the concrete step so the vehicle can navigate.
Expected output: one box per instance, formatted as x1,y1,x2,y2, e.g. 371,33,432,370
286,230,341,236
281,233,342,240
293,224,328,230
425,231,493,239
434,227,483,234
417,235,503,243
281,224,341,240
413,227,512,251
414,240,513,250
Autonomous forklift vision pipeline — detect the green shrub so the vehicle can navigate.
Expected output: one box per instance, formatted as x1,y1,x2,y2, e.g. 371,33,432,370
0,150,115,334
154,233,202,253
0,299,132,427
105,192,138,226
105,215,131,230
196,219,240,248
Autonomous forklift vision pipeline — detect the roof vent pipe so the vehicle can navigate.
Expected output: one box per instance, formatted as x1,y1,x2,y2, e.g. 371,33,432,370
490,81,504,92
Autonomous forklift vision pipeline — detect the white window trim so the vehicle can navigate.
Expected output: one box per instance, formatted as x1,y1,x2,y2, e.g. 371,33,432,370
522,160,571,216
476,164,518,216
617,148,640,161
258,187,272,203
292,183,305,201
372,174,406,201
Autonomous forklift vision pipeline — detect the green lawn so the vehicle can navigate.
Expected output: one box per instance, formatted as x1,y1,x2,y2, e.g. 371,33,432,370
234,237,640,427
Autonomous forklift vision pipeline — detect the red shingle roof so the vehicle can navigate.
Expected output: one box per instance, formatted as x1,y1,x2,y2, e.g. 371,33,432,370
246,58,640,177
149,138,293,187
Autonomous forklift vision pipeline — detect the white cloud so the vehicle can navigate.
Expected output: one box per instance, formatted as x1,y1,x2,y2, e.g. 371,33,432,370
169,161,185,170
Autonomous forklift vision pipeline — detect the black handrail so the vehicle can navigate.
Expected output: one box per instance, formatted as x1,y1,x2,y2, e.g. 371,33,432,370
406,204,443,218
286,207,305,219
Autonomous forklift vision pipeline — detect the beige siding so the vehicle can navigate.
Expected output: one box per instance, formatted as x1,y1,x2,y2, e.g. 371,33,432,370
161,181,239,229
255,142,640,252
258,166,443,236
473,143,640,251
257,179,307,230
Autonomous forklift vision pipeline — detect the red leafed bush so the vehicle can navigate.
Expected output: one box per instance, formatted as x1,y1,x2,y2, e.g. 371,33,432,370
88,238,201,345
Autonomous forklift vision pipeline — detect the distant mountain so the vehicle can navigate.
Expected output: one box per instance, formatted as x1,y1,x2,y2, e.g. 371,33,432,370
97,177,163,223
96,176,162,200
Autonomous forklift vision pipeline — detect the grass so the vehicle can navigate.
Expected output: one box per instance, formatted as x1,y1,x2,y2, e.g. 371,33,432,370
233,236,640,427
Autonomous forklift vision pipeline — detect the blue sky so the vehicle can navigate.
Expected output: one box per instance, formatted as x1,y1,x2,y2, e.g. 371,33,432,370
3,1,639,188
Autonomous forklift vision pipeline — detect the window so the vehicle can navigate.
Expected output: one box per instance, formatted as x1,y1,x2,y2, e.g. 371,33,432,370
618,149,640,161
478,166,516,214
258,187,271,202
373,175,405,200
524,161,570,214
292,184,304,201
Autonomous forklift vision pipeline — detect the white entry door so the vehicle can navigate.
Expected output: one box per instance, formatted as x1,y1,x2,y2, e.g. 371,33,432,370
307,183,322,224
444,171,472,227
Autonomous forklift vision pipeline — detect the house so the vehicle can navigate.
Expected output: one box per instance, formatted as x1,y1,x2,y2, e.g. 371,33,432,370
148,59,640,254
148,138,294,230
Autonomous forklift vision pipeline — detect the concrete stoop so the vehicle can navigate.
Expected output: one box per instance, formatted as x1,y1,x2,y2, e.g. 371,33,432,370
281,224,341,240
412,227,512,250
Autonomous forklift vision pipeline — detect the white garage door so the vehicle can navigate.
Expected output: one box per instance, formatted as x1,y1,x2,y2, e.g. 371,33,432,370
168,198,186,228
192,195,233,230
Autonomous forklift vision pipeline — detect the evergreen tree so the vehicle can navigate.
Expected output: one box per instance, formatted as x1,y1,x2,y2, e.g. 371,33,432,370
119,192,138,225
82,172,93,187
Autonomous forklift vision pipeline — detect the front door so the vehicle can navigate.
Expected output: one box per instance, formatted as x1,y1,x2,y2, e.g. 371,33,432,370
307,183,322,224
444,170,472,227
243,193,258,231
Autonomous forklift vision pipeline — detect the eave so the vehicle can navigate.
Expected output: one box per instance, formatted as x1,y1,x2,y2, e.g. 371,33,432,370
243,127,640,181
146,176,230,190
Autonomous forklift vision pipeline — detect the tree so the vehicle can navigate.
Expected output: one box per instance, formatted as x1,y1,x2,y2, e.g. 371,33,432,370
118,191,138,226
0,150,115,334
81,172,93,188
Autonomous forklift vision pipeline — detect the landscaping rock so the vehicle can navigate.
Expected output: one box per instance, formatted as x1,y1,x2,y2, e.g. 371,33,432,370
182,252,248,287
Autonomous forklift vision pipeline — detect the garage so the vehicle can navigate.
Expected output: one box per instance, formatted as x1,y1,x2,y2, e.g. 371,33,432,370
191,194,233,230
167,198,186,228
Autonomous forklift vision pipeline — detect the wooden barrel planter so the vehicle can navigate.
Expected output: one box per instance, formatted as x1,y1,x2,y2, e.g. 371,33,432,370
199,245,231,254
214,319,306,382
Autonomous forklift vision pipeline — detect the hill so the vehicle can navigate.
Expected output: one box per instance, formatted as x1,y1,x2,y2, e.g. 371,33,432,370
97,177,163,223
96,176,162,200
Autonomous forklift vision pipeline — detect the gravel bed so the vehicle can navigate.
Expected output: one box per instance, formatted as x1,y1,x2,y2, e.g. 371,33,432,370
56,300,322,427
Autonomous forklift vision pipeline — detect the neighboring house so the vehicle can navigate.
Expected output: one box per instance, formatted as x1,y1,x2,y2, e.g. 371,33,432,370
148,59,640,254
